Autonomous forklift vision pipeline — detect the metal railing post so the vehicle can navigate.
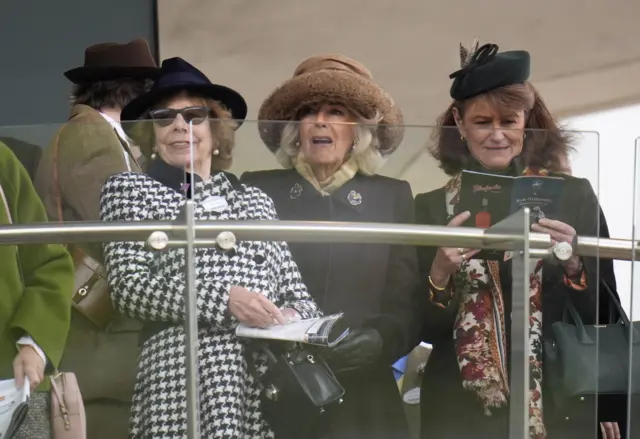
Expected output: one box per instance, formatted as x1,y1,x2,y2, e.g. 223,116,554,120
486,210,531,438
184,201,200,438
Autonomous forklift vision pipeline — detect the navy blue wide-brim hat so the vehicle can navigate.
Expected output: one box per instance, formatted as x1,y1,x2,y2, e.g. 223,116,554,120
121,57,248,128
449,40,531,101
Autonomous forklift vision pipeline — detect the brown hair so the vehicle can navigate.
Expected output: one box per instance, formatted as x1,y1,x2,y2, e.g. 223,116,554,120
70,79,152,110
430,82,573,176
128,91,238,171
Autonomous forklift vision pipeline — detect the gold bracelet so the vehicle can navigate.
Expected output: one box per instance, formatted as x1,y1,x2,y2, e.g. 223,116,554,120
428,275,448,292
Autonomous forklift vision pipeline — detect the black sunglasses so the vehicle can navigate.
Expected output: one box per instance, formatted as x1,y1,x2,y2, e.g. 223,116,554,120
149,106,212,127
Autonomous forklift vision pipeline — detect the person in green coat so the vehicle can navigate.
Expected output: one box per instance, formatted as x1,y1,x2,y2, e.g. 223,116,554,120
0,139,73,435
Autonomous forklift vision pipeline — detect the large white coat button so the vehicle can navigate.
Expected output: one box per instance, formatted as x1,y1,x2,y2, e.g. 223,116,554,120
147,231,169,251
216,231,237,250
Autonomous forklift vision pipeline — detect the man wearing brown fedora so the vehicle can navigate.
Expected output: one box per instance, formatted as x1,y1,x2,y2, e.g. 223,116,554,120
34,38,160,439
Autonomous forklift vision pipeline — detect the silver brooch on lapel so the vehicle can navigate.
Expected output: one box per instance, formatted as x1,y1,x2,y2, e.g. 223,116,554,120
290,183,303,199
347,190,362,206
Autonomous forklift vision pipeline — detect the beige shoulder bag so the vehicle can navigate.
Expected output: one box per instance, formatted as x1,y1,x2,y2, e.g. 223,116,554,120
49,372,86,439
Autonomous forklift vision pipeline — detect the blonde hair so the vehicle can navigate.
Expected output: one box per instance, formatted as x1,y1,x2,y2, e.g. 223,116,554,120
275,109,385,175
131,91,238,171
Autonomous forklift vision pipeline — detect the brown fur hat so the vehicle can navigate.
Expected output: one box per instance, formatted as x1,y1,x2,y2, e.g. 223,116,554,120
257,54,404,155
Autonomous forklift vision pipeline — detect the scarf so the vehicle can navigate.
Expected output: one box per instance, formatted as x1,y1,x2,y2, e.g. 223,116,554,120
445,166,548,439
292,153,359,195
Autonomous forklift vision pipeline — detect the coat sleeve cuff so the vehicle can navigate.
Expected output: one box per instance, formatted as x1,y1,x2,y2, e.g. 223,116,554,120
16,335,47,367
563,266,588,291
428,277,455,308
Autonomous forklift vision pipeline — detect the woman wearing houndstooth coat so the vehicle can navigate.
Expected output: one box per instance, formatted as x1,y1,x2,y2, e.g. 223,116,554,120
100,57,321,438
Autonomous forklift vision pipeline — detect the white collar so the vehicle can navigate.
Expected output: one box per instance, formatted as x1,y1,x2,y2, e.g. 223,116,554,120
99,112,132,146
100,111,133,171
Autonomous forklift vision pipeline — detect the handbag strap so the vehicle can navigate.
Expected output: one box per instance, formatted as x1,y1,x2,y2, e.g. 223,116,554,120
601,280,640,341
52,128,64,224
244,340,282,381
601,280,630,325
563,279,640,342
50,374,66,409
562,302,595,344
52,113,82,224
50,373,72,428
52,118,91,268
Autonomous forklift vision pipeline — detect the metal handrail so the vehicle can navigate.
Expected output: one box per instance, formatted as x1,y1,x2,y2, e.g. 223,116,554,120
3,216,631,439
0,220,635,260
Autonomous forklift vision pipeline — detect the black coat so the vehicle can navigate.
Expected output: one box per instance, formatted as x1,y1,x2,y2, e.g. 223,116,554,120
241,169,421,439
414,174,623,439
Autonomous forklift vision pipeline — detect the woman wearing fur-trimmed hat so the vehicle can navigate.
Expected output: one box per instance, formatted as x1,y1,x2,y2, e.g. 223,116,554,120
101,57,321,439
242,54,420,439
415,40,622,439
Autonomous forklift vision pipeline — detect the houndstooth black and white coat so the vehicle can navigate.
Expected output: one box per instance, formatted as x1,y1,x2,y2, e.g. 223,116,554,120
100,163,321,439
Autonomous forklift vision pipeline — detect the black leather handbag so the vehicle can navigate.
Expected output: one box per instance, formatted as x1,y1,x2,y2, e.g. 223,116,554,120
544,281,640,412
247,341,345,438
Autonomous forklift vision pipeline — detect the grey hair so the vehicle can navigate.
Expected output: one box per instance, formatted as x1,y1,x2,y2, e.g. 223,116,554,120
275,111,385,175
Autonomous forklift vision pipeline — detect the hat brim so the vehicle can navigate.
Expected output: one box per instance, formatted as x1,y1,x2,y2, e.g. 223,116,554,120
64,66,162,84
121,83,248,134
257,70,404,155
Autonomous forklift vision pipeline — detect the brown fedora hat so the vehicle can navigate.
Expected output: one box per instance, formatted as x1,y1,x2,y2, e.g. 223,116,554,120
258,53,404,155
64,38,160,84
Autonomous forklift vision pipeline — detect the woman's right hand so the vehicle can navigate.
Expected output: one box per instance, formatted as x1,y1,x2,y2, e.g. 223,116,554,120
228,286,287,328
429,211,480,287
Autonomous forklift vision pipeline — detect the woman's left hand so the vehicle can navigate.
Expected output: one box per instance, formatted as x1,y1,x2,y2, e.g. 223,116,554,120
13,345,45,391
531,218,581,276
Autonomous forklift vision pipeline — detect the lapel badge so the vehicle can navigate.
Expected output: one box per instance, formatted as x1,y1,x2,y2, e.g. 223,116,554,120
290,183,303,199
347,190,362,206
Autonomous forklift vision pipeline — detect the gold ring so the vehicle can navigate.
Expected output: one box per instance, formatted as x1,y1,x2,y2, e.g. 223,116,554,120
458,248,465,255
461,253,466,261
